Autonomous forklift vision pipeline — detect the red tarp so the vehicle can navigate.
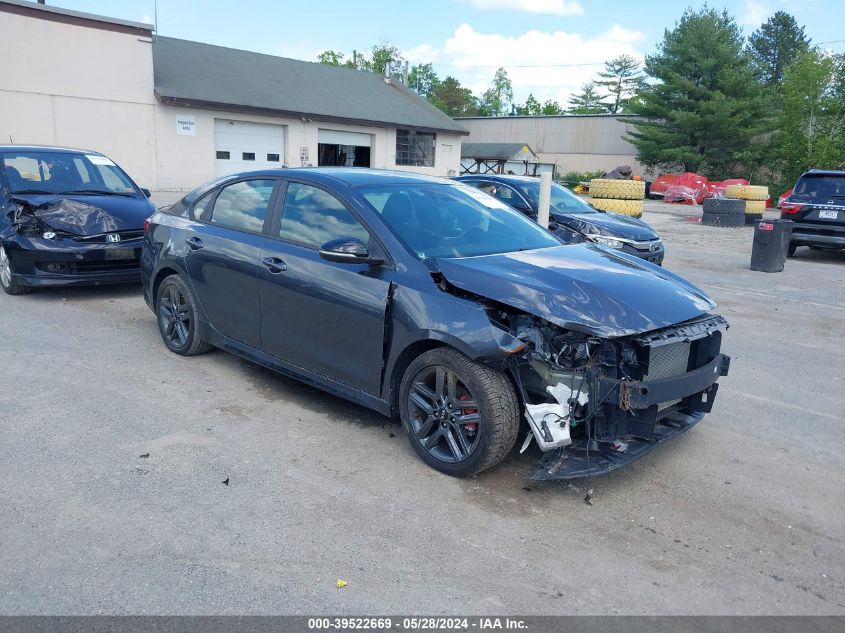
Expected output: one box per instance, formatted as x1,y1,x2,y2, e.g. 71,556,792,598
664,172,709,205
650,173,683,196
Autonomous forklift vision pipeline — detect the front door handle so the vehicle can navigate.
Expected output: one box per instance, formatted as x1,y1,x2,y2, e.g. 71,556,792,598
262,256,287,273
186,237,204,250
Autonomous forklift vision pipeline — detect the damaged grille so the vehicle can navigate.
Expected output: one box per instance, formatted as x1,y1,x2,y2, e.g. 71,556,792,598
643,340,691,410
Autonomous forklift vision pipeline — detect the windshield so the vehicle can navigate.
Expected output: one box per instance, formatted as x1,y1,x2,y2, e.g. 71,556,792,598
1,151,139,196
359,183,560,259
792,175,845,200
515,180,596,214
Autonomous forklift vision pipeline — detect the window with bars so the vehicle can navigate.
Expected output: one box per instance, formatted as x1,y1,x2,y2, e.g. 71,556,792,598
395,129,435,167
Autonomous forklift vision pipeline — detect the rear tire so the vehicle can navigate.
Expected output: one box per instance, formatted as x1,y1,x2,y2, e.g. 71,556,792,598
399,348,519,477
0,246,32,295
787,242,797,257
155,274,212,356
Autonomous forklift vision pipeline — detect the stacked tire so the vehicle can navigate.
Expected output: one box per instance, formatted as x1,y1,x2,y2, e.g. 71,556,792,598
701,198,745,227
588,179,645,218
724,184,769,225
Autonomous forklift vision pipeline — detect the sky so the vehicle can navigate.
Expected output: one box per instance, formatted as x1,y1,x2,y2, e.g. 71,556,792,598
44,0,845,105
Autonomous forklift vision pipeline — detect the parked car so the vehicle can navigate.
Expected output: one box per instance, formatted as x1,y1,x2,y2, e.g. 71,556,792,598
141,168,729,480
453,174,665,265
780,170,845,256
0,145,155,294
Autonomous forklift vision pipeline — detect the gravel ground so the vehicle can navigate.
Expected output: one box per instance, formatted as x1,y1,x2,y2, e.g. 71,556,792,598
1,198,843,615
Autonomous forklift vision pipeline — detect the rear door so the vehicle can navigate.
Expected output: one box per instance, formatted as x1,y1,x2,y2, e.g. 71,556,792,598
184,177,280,347
256,180,394,395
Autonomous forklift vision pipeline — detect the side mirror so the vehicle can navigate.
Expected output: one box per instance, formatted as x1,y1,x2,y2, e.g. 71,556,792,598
141,188,152,198
318,237,382,265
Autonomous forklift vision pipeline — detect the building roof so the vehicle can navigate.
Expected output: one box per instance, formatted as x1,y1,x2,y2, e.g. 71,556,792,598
153,37,468,136
0,0,153,34
460,143,539,161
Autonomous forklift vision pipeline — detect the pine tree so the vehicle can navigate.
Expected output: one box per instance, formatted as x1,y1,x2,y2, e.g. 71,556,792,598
748,11,811,87
626,7,763,177
595,55,645,114
566,82,605,114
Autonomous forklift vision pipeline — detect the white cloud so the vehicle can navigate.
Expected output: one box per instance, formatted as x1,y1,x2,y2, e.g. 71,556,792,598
738,1,771,27
139,14,153,25
403,44,441,64
461,0,584,15
441,23,645,105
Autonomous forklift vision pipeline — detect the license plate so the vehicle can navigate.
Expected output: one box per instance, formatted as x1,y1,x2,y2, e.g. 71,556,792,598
820,210,838,219
104,247,137,260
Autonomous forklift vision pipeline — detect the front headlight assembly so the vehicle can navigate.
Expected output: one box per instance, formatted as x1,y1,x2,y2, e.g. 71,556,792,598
588,235,624,249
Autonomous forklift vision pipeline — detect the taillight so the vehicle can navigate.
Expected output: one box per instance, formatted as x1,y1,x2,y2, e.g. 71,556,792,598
143,217,152,233
780,202,802,214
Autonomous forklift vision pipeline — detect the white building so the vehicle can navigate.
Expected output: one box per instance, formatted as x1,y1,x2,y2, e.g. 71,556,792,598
0,0,467,193
458,115,642,176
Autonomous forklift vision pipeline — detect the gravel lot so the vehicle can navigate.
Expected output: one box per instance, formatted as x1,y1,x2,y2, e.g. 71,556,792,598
1,200,843,615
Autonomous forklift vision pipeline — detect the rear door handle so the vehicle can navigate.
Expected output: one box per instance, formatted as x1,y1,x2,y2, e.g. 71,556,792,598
262,256,287,273
186,237,204,250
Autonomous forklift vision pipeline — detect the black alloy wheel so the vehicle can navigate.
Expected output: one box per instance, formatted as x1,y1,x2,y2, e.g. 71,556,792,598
408,365,482,464
400,348,519,476
155,275,212,355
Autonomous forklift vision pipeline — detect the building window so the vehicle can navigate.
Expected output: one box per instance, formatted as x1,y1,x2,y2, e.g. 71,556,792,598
242,152,256,161
267,153,280,162
216,151,230,160
395,129,435,167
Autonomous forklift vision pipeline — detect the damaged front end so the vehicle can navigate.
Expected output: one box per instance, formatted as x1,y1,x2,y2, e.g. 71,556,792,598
492,310,730,480
1,198,145,286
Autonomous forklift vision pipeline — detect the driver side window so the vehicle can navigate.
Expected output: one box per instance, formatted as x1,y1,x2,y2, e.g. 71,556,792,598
279,182,370,248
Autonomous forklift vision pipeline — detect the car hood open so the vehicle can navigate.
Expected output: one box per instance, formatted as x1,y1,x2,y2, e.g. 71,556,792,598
435,244,715,338
9,194,151,235
557,211,658,242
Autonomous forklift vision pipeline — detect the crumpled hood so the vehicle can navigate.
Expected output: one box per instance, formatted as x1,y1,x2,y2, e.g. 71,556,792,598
556,211,658,241
435,244,716,337
10,194,152,235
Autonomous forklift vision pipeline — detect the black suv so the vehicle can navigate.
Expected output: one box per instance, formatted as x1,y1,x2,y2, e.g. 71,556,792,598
781,170,845,256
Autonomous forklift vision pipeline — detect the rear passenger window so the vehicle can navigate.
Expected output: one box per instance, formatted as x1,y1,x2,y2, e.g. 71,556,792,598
210,179,274,232
192,191,215,221
279,182,369,248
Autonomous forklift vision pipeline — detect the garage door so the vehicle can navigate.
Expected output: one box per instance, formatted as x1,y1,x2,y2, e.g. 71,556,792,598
214,119,284,177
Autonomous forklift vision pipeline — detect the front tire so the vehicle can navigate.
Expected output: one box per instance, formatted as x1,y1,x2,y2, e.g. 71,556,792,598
399,348,519,477
0,246,32,295
155,275,212,356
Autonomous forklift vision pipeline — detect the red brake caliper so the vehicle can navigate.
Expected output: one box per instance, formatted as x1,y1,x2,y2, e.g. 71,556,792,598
459,393,478,433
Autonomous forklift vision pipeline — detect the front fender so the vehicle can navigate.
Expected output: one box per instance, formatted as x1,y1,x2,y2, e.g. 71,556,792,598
381,284,522,404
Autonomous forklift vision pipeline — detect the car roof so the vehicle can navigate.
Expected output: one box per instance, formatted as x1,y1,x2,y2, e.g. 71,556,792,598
454,174,543,185
0,145,104,155
801,169,845,177
181,168,457,205
210,167,453,188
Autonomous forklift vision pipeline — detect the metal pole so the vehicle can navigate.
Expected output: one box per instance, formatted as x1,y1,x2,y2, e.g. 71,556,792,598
537,172,552,229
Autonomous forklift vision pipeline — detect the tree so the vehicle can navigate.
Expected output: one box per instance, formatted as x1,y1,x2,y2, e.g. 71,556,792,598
408,63,440,99
748,11,810,87
317,50,346,66
516,93,542,115
626,7,763,177
772,50,845,188
479,67,514,116
541,100,565,115
430,76,478,117
596,54,645,113
567,82,605,114
366,42,404,75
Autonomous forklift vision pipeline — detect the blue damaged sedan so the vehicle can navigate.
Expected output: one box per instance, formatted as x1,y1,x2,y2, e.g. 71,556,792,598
141,169,730,480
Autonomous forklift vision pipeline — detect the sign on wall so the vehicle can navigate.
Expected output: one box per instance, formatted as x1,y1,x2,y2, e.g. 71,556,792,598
300,146,309,166
176,114,197,136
